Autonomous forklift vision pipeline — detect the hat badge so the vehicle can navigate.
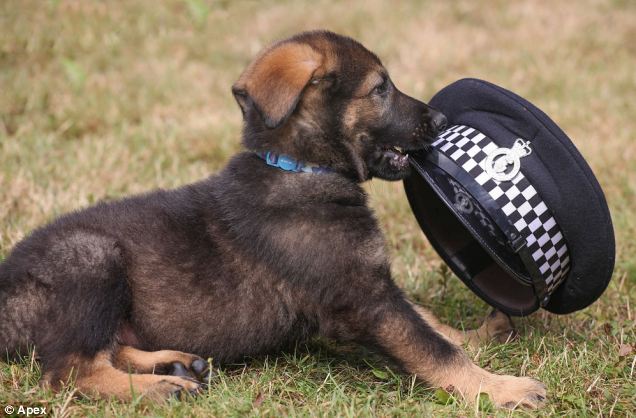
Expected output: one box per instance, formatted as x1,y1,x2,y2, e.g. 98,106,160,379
484,138,532,181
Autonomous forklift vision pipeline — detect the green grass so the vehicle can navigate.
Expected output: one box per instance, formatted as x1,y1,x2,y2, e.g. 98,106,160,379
1,0,635,416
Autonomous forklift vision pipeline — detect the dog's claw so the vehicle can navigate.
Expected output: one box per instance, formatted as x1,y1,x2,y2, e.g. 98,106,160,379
199,369,217,385
171,384,201,400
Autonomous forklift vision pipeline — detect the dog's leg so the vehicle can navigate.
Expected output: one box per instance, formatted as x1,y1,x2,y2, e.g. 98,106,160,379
324,284,545,409
5,230,204,400
113,345,212,381
370,296,545,408
43,351,201,401
408,302,516,348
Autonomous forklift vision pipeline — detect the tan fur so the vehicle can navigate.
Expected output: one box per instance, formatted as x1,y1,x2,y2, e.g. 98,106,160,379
354,69,384,97
43,351,200,401
375,310,545,408
409,303,515,348
234,41,323,127
341,71,385,136
341,97,379,181
342,93,377,134
113,346,204,374
431,360,547,409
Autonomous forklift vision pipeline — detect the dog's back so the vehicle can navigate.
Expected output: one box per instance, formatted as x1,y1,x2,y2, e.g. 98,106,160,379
0,180,204,359
0,152,367,366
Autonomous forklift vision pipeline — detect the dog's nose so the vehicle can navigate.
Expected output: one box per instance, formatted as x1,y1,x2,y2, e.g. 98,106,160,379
431,111,448,133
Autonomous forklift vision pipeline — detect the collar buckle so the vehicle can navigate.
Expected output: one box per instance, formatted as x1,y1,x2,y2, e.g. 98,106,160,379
258,151,332,174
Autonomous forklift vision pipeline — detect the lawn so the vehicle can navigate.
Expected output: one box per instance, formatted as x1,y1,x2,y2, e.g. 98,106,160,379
1,0,635,416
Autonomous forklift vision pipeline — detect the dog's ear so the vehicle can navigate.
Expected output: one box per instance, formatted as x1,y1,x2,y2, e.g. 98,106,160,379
232,41,323,129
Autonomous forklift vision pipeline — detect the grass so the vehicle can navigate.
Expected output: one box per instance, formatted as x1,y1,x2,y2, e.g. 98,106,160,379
1,0,635,416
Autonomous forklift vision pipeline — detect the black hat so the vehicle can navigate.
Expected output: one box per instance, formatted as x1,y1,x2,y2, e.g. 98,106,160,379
404,78,615,316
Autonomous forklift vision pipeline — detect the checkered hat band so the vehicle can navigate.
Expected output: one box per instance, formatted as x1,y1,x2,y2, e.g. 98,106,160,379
432,125,570,294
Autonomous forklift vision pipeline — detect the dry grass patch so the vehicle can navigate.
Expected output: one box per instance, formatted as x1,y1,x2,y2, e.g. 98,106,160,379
1,0,635,416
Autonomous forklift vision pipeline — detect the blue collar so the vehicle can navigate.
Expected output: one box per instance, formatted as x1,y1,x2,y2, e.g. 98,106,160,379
256,151,333,174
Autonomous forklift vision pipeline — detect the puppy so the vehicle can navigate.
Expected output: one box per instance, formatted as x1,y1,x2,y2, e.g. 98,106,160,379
0,31,546,408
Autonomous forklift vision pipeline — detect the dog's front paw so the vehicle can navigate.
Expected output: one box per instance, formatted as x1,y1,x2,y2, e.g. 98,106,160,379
468,309,516,346
483,375,547,409
443,364,546,410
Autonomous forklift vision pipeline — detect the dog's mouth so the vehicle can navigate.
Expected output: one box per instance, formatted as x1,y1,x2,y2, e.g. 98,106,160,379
381,146,410,168
379,143,431,168
367,141,434,181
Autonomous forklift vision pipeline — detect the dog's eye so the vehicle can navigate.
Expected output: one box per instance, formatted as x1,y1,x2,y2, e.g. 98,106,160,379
373,78,389,95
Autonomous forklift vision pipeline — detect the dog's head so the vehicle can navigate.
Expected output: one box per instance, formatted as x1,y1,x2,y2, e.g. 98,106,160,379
232,30,446,181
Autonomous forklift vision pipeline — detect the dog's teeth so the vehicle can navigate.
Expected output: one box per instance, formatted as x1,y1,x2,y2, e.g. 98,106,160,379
390,146,404,155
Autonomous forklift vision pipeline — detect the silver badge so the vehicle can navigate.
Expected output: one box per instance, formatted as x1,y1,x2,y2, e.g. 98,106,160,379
484,138,532,182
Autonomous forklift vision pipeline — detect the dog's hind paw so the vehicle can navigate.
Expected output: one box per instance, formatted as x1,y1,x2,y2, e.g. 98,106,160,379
143,376,202,401
167,358,216,384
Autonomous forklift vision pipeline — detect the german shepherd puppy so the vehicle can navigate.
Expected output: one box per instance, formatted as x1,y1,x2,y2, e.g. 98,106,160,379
0,31,546,408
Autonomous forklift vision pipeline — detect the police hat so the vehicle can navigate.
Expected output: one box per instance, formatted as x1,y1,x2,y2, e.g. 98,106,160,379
404,78,615,316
